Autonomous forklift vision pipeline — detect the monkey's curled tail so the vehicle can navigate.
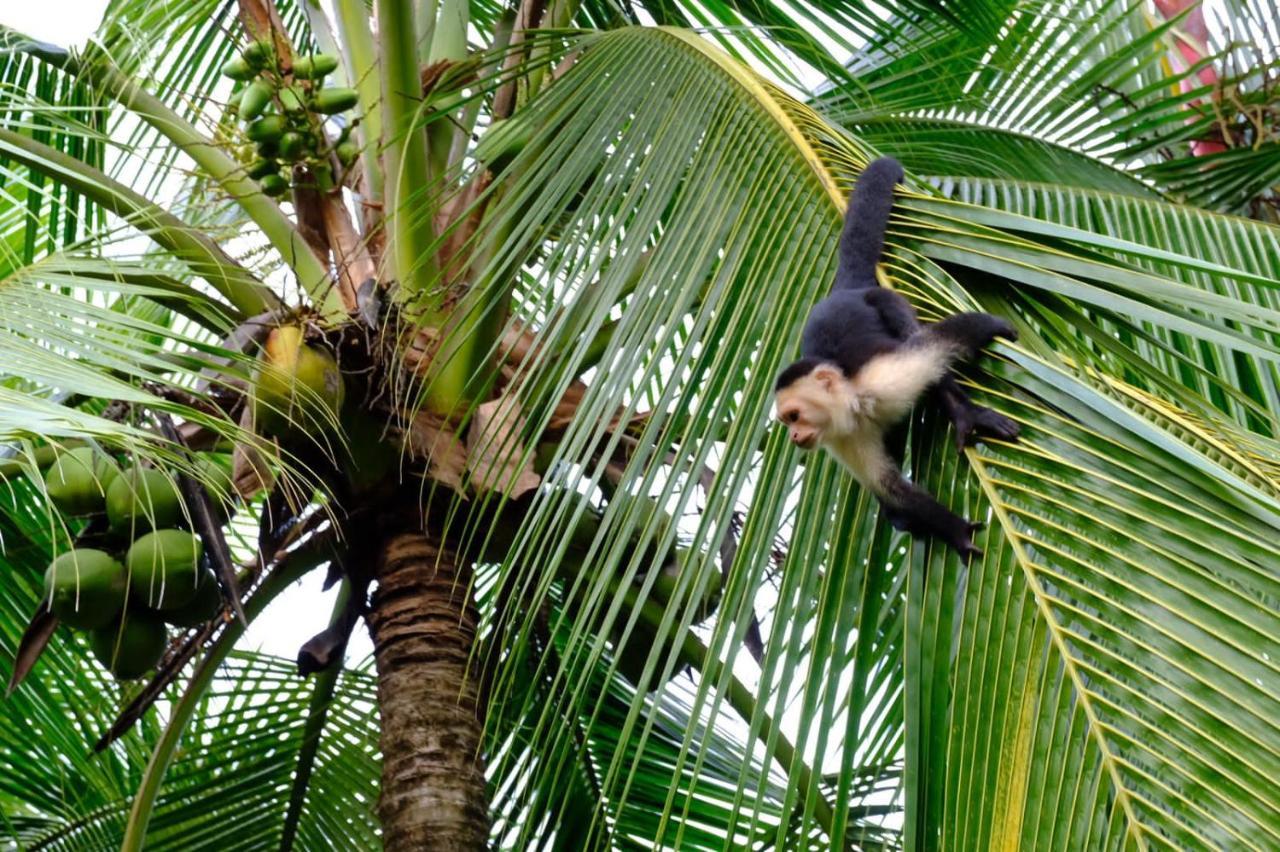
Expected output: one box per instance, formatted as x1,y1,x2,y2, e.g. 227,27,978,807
834,156,904,291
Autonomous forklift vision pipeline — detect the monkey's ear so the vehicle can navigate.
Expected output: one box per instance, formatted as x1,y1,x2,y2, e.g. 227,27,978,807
811,364,842,392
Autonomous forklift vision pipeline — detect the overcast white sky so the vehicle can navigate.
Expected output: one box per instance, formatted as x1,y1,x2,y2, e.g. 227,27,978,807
1,1,107,46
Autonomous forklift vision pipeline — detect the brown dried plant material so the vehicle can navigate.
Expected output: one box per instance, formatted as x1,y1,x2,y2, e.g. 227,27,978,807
465,396,541,498
399,321,442,378
404,411,468,492
236,0,293,72
496,322,646,431
404,395,541,498
322,192,372,310
433,174,492,297
233,408,275,497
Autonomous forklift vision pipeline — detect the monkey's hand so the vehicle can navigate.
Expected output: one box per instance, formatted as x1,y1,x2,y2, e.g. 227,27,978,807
950,403,1021,452
950,520,985,562
881,506,985,561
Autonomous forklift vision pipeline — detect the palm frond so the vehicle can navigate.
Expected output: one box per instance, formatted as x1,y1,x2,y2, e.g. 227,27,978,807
907,355,1280,847
450,25,1280,849
921,176,1280,431
819,0,1280,214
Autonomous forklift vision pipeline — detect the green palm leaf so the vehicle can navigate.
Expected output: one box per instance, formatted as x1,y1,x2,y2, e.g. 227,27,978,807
908,357,1279,847
459,26,1280,848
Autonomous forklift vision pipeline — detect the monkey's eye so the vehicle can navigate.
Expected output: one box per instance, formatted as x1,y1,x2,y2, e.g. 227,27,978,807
784,410,800,424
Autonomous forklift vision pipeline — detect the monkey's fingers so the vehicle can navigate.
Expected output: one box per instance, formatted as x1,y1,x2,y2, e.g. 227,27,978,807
974,410,1021,443
992,319,1018,342
953,407,1021,451
950,520,985,561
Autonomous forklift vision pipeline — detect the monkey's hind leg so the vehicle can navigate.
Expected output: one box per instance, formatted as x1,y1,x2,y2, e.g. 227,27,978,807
926,312,1017,360
864,292,1020,448
877,472,983,560
936,380,1021,451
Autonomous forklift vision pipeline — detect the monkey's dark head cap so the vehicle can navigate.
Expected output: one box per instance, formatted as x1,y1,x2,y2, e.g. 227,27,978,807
774,357,831,391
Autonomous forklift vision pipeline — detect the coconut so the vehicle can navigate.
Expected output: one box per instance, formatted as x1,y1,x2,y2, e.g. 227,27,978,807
292,54,339,80
90,616,168,680
260,173,290,197
125,529,203,611
251,325,345,438
43,448,119,515
163,569,223,627
238,79,274,122
43,549,127,630
311,87,359,114
106,467,184,535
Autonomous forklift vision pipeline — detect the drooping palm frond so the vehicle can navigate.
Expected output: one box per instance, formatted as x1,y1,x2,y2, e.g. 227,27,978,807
819,0,1280,215
921,177,1280,430
905,354,1280,848
435,24,1280,849
0,468,378,851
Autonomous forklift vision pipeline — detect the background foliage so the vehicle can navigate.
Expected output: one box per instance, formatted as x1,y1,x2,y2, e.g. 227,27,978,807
1,0,1278,849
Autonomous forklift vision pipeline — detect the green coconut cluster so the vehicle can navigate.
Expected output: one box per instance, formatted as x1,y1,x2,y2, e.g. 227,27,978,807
224,41,360,197
37,448,232,680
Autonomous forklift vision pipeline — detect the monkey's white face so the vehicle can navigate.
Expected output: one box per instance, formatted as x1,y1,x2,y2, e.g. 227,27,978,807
774,366,851,450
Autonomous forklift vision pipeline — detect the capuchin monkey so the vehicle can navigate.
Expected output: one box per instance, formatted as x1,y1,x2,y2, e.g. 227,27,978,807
774,157,1020,559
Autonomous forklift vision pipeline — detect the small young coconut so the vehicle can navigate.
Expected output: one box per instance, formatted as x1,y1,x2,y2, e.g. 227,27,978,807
277,85,306,115
292,54,340,80
220,56,255,81
106,467,184,535
238,79,274,122
260,173,290,197
43,447,120,515
311,87,359,114
246,114,288,143
162,569,223,628
335,140,358,168
241,39,275,70
278,131,306,162
247,157,279,180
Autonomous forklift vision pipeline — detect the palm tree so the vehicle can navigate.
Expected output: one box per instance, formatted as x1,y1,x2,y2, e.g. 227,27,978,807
1,0,1277,848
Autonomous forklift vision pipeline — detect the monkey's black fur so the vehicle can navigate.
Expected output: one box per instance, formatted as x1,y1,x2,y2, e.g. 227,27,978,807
781,157,1017,388
777,157,1018,441
775,156,1020,558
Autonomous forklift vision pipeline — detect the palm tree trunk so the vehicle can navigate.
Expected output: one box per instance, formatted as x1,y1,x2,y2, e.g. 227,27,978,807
367,530,489,850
